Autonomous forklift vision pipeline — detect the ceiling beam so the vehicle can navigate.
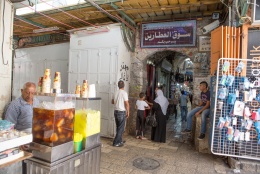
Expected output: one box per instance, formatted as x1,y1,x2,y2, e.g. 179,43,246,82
114,0,221,15
85,0,120,23
110,3,136,27
134,10,222,22
15,15,46,28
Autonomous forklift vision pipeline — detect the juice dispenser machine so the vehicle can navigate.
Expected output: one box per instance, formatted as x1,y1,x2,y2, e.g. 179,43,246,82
30,94,76,162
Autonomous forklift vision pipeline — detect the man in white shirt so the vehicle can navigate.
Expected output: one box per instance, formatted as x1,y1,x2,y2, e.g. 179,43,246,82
111,80,130,147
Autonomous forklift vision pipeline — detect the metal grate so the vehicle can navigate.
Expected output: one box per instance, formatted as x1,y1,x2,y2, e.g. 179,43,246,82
211,58,260,160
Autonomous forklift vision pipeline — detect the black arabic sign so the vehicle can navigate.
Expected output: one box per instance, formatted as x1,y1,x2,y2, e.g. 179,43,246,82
141,20,196,48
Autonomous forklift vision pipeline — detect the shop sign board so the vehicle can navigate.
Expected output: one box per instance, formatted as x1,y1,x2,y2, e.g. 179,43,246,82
247,30,260,77
141,20,196,48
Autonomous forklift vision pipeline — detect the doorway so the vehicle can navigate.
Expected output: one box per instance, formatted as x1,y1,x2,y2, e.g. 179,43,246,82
145,50,193,102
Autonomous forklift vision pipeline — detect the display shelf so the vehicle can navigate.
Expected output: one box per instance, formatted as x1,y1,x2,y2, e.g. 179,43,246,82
76,97,101,101
0,134,32,152
0,151,32,168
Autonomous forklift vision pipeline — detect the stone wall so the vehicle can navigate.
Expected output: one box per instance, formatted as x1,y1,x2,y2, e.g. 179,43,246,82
127,17,214,135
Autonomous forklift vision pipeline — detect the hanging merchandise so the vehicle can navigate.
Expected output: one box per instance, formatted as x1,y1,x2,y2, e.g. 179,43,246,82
217,101,223,110
226,75,235,86
251,89,257,98
251,111,259,121
232,117,237,125
220,75,227,86
233,129,240,142
224,117,231,127
211,58,260,161
242,77,250,89
218,87,228,99
226,126,234,141
256,93,260,102
222,61,230,72
227,93,236,105
245,119,253,130
255,122,260,144
235,61,244,73
243,106,251,119
217,117,225,129
245,132,250,141
42,69,51,93
233,101,245,116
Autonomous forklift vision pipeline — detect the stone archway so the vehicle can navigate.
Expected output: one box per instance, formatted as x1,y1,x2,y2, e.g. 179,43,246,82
145,50,191,101
127,48,200,135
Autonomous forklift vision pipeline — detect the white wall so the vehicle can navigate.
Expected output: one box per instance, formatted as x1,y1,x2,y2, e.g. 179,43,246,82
69,24,131,91
0,1,13,118
13,43,69,99
69,24,131,137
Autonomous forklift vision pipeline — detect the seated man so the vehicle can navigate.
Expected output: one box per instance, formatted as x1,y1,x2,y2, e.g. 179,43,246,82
181,81,210,140
4,82,36,132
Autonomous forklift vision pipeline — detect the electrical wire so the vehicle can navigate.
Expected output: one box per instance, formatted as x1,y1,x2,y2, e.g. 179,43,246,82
86,0,135,32
19,1,75,29
39,0,99,28
2,0,8,65
115,14,136,32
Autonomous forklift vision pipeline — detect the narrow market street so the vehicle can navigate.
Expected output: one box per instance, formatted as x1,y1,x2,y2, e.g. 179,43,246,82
99,103,251,174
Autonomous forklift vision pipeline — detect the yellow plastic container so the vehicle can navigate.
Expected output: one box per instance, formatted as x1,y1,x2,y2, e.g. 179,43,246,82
74,109,101,138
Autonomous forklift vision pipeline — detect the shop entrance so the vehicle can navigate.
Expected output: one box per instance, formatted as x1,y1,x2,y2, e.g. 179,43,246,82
145,50,193,103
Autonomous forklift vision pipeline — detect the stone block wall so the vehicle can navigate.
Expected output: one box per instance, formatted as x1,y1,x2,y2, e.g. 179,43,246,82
126,17,214,135
228,157,260,173
194,116,211,154
126,97,138,135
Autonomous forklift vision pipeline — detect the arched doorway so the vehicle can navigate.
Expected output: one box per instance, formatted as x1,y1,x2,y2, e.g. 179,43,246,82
145,50,193,103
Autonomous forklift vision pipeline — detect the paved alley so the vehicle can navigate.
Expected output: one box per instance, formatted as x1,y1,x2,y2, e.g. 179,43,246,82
99,104,254,174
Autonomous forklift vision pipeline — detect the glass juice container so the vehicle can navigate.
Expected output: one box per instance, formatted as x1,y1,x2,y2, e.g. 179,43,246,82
32,94,76,147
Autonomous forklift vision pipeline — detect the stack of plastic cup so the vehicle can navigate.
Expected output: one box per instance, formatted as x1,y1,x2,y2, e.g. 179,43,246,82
81,80,88,98
42,69,51,93
53,72,61,93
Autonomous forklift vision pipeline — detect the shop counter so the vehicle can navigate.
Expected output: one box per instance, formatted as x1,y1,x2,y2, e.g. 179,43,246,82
24,144,101,174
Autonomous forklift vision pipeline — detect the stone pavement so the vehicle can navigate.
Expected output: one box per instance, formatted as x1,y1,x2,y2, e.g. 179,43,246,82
100,104,255,174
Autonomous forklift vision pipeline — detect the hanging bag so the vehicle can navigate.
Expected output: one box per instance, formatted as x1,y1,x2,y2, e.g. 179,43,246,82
146,112,157,127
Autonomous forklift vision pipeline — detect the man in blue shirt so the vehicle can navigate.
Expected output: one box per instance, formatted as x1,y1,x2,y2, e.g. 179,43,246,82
4,82,36,132
181,81,210,140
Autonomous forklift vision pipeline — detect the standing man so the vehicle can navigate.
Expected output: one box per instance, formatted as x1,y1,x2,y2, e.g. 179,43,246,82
111,80,130,147
179,91,188,122
181,81,210,140
4,82,36,132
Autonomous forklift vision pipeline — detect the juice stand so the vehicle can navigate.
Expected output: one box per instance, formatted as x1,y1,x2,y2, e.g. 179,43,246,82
24,94,101,174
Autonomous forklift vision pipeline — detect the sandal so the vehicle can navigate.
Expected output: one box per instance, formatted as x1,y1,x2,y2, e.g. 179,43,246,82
136,136,140,139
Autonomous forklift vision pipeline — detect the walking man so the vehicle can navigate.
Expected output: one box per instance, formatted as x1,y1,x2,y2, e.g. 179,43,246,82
179,91,188,122
111,80,130,147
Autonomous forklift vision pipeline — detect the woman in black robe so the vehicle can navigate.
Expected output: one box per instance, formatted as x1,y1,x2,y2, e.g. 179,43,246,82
151,89,169,143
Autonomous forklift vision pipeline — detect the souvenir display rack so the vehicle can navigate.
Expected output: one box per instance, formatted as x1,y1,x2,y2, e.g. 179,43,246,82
211,58,260,160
